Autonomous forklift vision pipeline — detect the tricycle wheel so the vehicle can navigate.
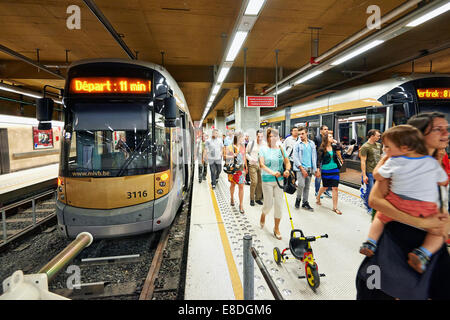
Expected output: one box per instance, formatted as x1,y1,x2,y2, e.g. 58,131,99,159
306,263,320,291
273,247,282,265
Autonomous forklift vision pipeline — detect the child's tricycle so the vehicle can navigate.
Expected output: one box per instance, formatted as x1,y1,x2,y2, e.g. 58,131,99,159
273,229,328,291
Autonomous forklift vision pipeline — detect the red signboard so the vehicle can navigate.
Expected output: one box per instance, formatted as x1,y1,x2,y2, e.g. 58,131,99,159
33,127,53,149
246,96,275,108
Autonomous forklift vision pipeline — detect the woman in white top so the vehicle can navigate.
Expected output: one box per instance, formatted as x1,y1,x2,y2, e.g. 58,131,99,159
259,128,291,240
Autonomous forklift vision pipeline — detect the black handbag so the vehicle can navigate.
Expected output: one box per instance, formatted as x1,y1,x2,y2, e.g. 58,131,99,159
223,145,239,174
275,147,297,194
275,171,297,194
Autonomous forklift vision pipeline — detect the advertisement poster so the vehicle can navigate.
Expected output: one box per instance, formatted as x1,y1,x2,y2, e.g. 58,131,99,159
33,127,53,149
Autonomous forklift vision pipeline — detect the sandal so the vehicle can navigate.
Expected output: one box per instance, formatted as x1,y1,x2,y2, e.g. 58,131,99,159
260,214,265,229
316,196,321,205
230,200,235,206
332,208,342,215
273,229,282,240
239,208,245,214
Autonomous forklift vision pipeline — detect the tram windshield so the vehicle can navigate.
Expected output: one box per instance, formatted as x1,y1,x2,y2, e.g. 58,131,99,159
61,103,170,177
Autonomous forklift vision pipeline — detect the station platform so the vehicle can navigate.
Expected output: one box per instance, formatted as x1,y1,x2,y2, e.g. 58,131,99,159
186,162,372,300
0,164,58,204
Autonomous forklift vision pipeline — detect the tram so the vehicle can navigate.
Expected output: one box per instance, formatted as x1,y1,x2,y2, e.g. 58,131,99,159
37,59,194,239
260,74,450,187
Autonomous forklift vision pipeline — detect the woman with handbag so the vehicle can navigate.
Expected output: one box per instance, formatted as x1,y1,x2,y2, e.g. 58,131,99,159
225,131,247,214
316,133,344,215
258,128,291,240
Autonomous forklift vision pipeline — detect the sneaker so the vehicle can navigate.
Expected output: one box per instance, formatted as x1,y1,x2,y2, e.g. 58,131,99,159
314,192,324,199
250,200,255,206
212,185,216,190
359,241,377,257
255,200,263,205
302,201,314,211
408,248,431,274
295,198,301,209
324,190,332,198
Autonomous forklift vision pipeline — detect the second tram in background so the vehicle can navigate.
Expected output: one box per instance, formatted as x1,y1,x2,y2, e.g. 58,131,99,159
37,59,195,239
260,74,450,187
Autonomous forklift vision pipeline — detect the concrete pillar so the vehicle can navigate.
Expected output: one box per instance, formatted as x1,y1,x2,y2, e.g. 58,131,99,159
284,106,291,138
234,96,260,140
206,119,214,136
214,110,226,137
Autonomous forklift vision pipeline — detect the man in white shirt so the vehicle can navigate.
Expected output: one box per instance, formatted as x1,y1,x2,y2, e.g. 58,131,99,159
205,129,224,189
246,130,265,206
283,126,299,179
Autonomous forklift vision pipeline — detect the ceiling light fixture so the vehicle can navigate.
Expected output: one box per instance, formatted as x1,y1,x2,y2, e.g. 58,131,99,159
294,70,324,85
245,0,266,16
330,40,384,66
212,84,221,95
406,2,450,27
276,85,292,95
226,31,248,62
217,67,231,83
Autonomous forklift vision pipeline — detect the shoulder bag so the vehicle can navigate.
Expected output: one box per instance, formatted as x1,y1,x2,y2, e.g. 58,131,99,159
276,146,297,194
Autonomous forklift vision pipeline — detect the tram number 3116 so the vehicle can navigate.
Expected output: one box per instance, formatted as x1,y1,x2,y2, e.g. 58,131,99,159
127,191,148,199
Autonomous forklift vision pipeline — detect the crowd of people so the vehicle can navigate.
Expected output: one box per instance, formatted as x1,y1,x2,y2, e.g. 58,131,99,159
195,111,449,300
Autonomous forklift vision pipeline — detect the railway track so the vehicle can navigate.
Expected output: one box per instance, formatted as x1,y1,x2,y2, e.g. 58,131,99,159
0,183,192,300
0,189,57,251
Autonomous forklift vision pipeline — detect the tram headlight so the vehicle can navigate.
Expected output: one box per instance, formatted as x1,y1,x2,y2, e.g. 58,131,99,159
160,173,169,181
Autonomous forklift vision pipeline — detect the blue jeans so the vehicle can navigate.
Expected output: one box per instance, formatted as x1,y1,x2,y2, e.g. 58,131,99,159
361,173,374,212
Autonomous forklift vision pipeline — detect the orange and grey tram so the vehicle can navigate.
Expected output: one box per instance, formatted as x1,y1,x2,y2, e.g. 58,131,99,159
37,59,194,238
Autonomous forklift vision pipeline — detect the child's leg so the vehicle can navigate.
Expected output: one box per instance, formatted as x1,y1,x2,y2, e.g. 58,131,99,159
360,214,386,257
408,233,445,274
421,232,445,256
367,214,386,243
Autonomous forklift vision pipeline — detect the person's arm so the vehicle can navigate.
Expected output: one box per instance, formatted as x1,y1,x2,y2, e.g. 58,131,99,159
243,148,247,172
293,143,301,170
259,155,280,177
360,153,368,184
246,142,256,163
281,147,291,177
369,180,448,234
316,149,323,177
372,155,390,181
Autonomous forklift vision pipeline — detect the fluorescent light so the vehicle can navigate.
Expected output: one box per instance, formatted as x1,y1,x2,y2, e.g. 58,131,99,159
0,85,42,99
207,102,212,108
226,31,248,61
245,0,265,15
294,70,324,85
406,2,450,27
209,94,216,102
330,40,384,66
212,84,221,95
276,86,291,95
217,67,231,83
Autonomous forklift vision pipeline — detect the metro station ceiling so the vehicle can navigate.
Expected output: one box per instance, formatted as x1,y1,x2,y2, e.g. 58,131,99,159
0,0,449,122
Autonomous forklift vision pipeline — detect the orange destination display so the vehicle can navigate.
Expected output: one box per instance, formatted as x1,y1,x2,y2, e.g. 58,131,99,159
70,77,152,94
416,88,450,99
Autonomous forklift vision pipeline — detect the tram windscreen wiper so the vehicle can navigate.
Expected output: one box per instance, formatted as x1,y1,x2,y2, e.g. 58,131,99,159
116,131,151,177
